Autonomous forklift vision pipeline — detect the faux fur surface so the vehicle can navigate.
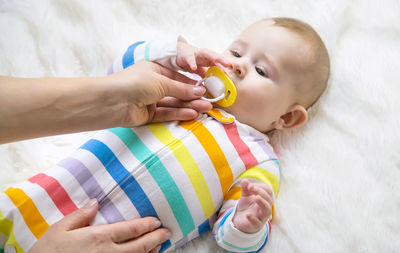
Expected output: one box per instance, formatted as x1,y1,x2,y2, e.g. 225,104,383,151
0,1,399,252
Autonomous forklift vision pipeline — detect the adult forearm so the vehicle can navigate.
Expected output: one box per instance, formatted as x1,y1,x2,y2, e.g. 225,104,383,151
0,61,211,144
0,76,125,144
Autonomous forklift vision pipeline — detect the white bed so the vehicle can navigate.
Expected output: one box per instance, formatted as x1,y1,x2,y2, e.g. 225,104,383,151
1,1,399,252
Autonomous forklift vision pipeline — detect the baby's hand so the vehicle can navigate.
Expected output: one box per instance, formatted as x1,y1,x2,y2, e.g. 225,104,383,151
232,179,274,234
176,36,231,77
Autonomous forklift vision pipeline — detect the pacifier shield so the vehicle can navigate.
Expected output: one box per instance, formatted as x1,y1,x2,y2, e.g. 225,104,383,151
205,66,237,107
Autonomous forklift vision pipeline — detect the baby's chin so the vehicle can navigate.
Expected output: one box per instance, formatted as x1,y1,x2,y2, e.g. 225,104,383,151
217,106,271,133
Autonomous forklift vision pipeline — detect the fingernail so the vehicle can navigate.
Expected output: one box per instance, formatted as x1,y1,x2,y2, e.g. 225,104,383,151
193,86,205,96
84,198,98,208
154,220,161,228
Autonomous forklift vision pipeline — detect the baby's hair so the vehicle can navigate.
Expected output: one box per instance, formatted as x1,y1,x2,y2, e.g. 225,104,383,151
266,17,330,109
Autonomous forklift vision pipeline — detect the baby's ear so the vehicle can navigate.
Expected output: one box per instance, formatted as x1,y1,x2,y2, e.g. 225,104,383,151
273,104,308,130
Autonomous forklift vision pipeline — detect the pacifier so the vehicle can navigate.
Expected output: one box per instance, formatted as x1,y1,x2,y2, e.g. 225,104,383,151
195,66,237,107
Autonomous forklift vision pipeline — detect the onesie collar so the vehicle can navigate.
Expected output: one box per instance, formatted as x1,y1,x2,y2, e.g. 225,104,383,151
206,108,270,143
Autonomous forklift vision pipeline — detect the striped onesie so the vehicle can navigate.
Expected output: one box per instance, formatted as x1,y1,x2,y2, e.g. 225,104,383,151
0,38,281,253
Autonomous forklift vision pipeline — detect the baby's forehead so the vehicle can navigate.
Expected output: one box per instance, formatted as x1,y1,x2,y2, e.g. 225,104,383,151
239,21,312,74
245,23,307,53
240,19,284,37
240,20,308,46
250,19,275,28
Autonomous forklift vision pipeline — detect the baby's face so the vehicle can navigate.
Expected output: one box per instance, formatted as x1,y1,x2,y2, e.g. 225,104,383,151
219,20,309,132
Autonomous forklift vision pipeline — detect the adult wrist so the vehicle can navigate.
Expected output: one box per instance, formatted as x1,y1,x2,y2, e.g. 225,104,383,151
92,75,131,127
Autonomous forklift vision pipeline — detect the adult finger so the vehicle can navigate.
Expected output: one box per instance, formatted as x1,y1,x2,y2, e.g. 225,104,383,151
157,97,212,113
55,199,99,231
152,63,197,85
159,74,206,101
152,107,199,122
117,228,171,253
101,217,162,243
149,245,162,253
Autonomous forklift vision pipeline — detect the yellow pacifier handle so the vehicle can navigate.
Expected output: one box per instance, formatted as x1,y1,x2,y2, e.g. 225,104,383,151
205,66,237,107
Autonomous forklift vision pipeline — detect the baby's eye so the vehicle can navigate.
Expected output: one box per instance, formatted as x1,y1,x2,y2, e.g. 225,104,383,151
231,50,241,58
255,67,266,77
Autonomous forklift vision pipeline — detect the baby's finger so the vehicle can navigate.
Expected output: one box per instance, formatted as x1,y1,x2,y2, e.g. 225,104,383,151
255,196,271,221
218,56,232,67
186,53,197,71
249,184,274,205
260,185,275,205
247,213,262,228
208,52,231,68
257,183,274,197
257,183,272,195
240,179,251,196
194,66,207,78
178,54,197,72
215,63,228,72
196,48,228,67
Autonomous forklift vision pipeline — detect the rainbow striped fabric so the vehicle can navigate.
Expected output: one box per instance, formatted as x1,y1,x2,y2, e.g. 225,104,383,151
0,39,281,253
0,110,280,253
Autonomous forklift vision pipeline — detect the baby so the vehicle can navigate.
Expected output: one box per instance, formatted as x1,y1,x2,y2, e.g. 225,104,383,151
0,17,329,253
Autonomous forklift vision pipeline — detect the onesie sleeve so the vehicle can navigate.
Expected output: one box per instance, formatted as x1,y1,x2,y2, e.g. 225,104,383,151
212,159,280,252
107,36,180,75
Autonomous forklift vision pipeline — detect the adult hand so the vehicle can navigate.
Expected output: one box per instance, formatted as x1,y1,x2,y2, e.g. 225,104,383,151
28,200,171,253
0,61,212,143
107,60,212,127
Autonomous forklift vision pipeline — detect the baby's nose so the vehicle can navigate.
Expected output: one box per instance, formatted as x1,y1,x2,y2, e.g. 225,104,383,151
233,64,245,79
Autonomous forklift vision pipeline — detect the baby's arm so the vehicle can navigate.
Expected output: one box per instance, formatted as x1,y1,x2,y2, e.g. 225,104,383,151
212,160,280,252
107,38,179,75
107,36,230,76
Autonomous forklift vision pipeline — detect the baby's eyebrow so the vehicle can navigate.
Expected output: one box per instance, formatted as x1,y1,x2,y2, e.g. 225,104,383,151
231,39,248,48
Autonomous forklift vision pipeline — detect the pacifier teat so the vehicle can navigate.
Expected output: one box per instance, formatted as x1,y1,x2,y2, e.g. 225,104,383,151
195,66,237,107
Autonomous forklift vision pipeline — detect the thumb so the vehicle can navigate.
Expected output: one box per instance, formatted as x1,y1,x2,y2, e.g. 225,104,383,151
55,199,99,231
240,179,251,197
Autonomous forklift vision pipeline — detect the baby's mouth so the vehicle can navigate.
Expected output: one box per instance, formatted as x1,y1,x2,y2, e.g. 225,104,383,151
226,72,238,88
219,67,236,85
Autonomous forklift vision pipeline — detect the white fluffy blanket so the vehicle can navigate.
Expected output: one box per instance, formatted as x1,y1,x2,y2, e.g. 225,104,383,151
1,1,399,252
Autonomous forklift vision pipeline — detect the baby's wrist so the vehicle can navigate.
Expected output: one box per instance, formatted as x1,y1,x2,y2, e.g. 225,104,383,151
233,221,263,234
216,208,268,251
